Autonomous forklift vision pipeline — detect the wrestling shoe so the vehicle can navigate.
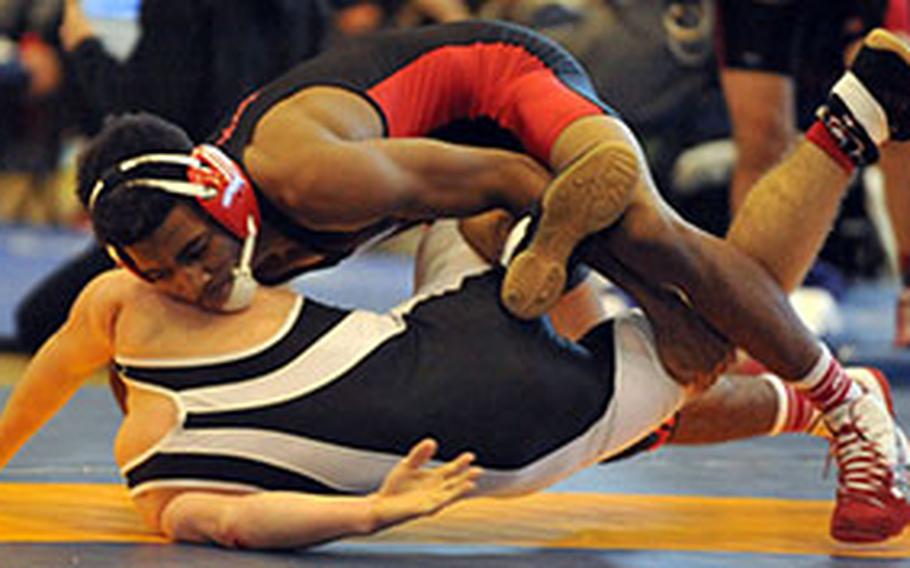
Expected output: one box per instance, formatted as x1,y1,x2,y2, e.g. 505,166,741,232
851,29,910,142
816,28,910,167
501,141,638,319
895,288,910,348
826,392,910,543
843,368,909,491
770,367,907,448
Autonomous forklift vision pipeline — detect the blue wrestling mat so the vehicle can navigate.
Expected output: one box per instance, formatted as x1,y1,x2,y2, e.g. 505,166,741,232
1,223,909,566
1,386,907,567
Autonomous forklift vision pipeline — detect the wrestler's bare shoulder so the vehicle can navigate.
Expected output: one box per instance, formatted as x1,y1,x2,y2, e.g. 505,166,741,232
113,279,301,361
77,269,147,311
242,86,388,224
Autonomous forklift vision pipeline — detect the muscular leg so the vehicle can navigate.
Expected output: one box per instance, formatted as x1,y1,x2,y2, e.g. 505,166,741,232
546,115,824,380
671,367,900,445
670,374,780,444
882,143,910,275
728,141,852,293
881,143,910,346
518,82,910,543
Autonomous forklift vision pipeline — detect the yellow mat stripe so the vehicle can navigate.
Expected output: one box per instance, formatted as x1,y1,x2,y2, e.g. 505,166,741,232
0,483,907,557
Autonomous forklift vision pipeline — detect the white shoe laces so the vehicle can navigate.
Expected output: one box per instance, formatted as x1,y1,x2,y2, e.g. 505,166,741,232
828,425,892,499
825,396,903,504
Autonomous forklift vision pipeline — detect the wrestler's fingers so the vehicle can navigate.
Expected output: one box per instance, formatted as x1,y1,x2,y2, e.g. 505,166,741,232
460,466,484,488
442,466,484,492
437,451,476,476
437,479,479,506
451,479,478,497
403,438,439,469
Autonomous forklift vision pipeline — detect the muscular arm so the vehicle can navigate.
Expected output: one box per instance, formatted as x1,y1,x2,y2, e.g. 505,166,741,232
247,95,552,232
0,273,118,469
159,439,480,550
161,491,380,549
269,138,550,231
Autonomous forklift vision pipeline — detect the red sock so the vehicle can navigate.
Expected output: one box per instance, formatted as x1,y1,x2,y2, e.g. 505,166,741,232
782,385,820,433
761,374,820,435
806,121,857,174
795,346,861,414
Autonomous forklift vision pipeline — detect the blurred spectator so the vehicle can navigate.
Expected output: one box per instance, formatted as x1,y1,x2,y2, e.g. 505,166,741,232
0,0,62,39
0,0,67,223
482,0,860,336
482,0,724,196
13,0,332,352
333,0,472,37
60,0,331,141
16,34,61,98
713,0,910,342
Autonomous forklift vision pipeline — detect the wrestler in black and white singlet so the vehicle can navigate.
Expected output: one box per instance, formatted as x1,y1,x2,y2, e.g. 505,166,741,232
118,223,684,499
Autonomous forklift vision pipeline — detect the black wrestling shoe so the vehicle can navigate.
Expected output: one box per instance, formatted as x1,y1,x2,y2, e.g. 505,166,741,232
815,29,910,167
851,29,910,142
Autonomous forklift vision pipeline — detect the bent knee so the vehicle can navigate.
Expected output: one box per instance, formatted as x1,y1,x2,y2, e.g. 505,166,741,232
550,115,644,171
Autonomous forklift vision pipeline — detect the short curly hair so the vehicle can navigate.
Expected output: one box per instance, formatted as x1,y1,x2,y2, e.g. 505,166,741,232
76,112,194,247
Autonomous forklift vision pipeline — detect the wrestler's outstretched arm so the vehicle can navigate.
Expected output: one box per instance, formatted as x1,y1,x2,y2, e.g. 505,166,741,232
0,273,118,469
159,439,482,550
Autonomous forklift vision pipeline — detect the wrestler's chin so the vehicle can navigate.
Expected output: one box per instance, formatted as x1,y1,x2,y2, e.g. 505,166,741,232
196,279,233,313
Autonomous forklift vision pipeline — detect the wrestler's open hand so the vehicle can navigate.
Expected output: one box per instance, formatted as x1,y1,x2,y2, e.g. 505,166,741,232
373,439,482,528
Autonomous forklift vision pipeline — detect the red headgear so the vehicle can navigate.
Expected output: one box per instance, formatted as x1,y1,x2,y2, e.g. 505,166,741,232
187,144,260,239
89,145,262,304
89,144,260,239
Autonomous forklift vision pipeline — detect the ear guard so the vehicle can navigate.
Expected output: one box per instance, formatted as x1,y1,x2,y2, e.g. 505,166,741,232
90,145,261,311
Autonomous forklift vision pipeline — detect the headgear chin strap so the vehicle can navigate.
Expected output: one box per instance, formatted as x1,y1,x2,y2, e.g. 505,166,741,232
222,216,259,312
90,144,261,311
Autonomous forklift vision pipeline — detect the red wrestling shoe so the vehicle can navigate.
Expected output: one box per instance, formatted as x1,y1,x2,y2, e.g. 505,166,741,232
845,368,909,490
826,393,910,543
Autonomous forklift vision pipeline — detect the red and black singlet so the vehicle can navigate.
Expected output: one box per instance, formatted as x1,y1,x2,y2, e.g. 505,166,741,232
211,20,614,278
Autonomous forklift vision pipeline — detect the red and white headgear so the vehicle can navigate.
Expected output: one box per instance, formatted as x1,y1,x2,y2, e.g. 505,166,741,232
89,144,261,311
